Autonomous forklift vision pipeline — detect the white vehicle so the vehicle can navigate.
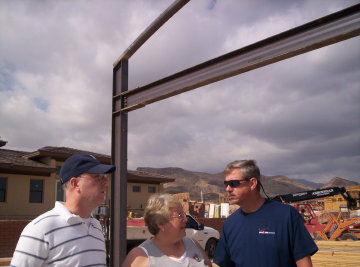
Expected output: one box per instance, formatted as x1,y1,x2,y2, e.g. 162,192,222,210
127,214,220,258
185,214,220,258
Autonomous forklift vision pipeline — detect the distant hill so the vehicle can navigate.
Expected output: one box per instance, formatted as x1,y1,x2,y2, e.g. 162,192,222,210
137,167,224,202
259,175,314,197
137,167,358,202
293,179,323,188
321,177,359,188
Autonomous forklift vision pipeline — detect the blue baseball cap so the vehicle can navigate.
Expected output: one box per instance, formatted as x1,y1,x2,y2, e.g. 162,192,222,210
59,154,115,184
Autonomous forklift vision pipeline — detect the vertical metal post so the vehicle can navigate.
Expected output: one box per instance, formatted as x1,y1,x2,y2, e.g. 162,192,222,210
109,1,192,265
111,59,128,266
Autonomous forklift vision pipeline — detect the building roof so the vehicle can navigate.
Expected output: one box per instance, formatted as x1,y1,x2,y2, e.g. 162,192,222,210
23,146,111,163
0,139,7,147
0,146,175,184
128,170,175,184
0,148,55,175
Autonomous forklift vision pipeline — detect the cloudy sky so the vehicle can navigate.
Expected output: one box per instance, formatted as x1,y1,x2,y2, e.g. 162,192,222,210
1,0,359,183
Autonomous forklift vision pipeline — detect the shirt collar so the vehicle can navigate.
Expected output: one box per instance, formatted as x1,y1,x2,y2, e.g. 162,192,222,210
55,201,85,224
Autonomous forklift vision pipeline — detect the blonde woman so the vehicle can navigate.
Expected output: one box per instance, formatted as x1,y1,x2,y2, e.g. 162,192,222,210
122,194,212,267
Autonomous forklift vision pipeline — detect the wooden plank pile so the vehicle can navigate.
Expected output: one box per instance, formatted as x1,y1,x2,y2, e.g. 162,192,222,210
312,241,360,267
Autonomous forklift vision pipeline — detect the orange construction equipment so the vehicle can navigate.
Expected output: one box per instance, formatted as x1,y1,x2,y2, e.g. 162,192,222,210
272,187,360,240
315,212,360,241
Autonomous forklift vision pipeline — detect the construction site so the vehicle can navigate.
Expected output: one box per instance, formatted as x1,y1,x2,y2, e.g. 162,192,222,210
123,185,360,266
1,0,359,266
1,185,359,266
178,185,360,266
271,185,360,266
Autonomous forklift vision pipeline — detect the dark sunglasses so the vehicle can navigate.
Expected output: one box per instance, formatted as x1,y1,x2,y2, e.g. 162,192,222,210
224,179,248,188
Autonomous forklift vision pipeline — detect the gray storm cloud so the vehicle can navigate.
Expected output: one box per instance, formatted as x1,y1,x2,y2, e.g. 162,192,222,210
0,0,359,183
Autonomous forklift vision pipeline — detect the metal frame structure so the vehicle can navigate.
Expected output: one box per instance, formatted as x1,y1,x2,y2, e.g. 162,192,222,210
111,1,360,266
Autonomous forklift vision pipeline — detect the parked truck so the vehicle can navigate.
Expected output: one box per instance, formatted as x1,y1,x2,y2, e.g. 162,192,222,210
271,187,360,240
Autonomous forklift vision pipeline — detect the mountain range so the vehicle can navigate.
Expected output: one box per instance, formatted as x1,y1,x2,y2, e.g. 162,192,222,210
137,167,359,202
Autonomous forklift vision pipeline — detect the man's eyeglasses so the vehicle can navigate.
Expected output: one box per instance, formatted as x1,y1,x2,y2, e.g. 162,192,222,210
78,174,108,181
170,212,187,219
224,179,248,188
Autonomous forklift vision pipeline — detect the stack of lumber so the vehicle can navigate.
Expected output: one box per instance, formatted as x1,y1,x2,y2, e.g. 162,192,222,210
312,241,360,267
0,258,11,267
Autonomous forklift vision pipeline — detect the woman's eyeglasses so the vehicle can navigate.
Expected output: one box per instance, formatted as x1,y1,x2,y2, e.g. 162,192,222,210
170,212,187,219
224,179,248,188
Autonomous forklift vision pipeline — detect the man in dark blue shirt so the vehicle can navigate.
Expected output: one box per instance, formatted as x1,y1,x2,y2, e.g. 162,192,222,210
213,160,318,267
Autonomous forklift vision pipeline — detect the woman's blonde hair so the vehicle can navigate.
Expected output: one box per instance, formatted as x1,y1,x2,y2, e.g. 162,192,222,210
144,194,183,235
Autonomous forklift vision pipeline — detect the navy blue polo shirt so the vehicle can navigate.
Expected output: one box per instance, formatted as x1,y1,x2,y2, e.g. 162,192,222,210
214,199,318,267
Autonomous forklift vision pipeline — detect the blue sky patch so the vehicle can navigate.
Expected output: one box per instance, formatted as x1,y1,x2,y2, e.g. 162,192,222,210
34,97,49,112
0,63,16,92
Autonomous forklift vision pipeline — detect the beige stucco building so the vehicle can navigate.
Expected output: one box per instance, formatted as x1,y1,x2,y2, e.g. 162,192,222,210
0,146,174,220
126,170,175,216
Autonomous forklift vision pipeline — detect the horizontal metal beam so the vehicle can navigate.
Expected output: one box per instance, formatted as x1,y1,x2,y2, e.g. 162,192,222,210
113,0,190,65
114,3,360,113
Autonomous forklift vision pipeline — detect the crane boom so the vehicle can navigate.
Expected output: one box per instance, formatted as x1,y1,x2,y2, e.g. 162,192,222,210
271,187,357,209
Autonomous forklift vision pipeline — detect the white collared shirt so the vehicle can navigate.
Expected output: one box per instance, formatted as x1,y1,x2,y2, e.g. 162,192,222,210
11,201,106,266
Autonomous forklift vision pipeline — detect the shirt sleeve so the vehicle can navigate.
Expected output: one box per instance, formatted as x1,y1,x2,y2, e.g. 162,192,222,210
290,207,318,261
213,225,235,267
10,223,48,267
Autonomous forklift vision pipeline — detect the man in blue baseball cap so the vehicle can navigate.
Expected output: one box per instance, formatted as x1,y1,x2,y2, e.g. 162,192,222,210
11,153,116,266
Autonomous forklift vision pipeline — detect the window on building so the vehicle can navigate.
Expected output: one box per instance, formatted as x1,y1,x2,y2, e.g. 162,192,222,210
56,166,62,175
0,178,6,202
56,180,65,201
30,179,43,203
148,186,156,193
132,185,141,192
